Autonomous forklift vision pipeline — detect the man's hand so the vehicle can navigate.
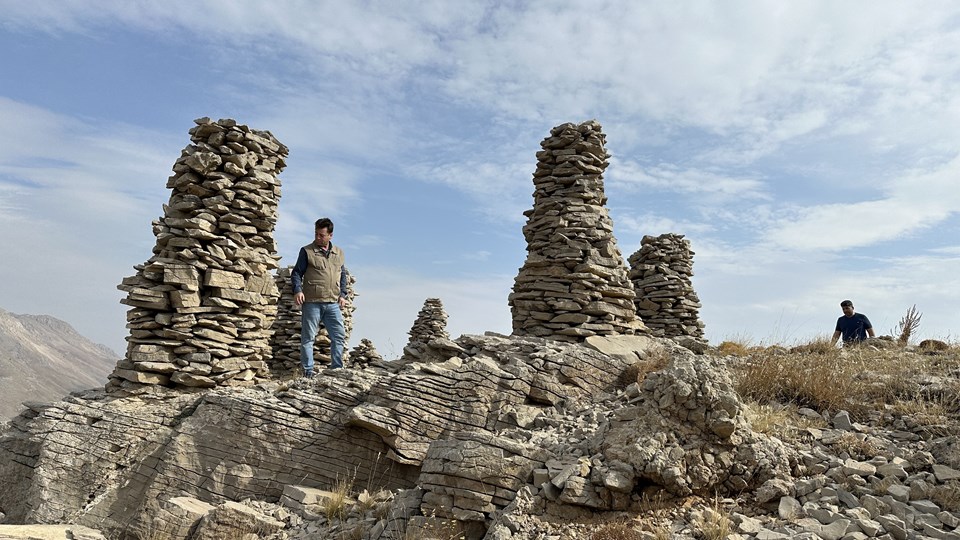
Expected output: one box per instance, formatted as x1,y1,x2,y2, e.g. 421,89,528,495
294,292,305,306
338,296,347,309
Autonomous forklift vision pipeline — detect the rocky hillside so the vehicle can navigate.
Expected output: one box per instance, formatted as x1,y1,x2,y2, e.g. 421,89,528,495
0,334,958,540
0,308,118,420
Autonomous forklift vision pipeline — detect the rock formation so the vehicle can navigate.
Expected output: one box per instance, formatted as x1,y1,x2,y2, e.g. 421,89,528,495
401,297,452,361
112,117,288,391
628,233,705,340
510,121,643,342
269,266,357,375
349,338,384,369
4,327,960,539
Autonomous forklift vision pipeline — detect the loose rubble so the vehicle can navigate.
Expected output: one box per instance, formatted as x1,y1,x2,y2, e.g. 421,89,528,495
111,117,288,390
628,233,706,341
510,120,644,341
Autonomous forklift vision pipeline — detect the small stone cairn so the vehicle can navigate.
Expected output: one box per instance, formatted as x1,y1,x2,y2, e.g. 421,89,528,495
628,233,705,340
509,120,642,341
348,338,384,369
112,117,288,390
268,267,357,375
401,298,451,361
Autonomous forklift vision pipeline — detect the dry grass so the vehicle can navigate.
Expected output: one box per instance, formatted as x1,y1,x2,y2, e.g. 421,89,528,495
831,432,884,460
402,510,466,540
742,401,826,441
591,522,644,540
324,475,354,521
730,334,960,418
717,340,751,357
693,497,733,540
930,481,960,512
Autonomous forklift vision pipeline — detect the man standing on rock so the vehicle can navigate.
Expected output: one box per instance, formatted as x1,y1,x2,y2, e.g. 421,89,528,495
292,217,348,376
831,299,875,346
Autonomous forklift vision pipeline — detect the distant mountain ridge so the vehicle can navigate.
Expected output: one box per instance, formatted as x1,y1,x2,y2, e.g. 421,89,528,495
0,307,118,419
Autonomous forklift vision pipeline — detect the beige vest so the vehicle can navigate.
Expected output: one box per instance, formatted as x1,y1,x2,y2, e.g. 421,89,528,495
301,242,345,303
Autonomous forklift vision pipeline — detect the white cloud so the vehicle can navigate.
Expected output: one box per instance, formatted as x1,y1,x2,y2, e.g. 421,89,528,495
765,153,960,251
608,160,767,199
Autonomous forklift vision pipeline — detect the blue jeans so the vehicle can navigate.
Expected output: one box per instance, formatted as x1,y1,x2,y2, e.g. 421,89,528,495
300,302,345,373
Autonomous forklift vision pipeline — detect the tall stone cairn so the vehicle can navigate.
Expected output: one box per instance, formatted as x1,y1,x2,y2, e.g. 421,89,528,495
509,120,642,341
628,233,705,340
111,117,288,390
401,297,450,361
269,266,356,375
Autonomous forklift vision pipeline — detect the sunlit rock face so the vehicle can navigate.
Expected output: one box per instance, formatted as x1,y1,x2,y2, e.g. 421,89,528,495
112,117,288,390
510,120,643,342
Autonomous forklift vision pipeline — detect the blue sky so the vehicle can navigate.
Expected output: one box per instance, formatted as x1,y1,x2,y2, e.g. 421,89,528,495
2,1,960,358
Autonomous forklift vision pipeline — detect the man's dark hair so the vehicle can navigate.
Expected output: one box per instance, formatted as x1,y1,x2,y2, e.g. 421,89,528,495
840,300,854,308
315,217,334,233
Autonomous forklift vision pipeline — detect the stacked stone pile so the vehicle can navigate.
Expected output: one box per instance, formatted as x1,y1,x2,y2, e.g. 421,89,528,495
348,338,384,368
510,120,643,342
111,117,288,390
401,297,453,361
268,266,356,375
628,233,705,340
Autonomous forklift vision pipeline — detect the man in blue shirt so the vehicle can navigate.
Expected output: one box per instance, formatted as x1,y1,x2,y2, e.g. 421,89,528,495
831,300,875,346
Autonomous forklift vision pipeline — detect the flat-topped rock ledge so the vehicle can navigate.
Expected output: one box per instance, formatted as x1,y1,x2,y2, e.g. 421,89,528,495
510,120,644,342
629,233,706,340
112,117,288,391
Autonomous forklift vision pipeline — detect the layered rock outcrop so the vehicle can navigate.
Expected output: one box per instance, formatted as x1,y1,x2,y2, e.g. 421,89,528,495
0,334,801,540
510,121,643,341
628,233,705,340
112,117,288,390
269,266,357,375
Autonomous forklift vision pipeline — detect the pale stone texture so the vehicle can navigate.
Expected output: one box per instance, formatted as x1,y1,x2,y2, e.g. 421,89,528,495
510,121,644,341
112,117,288,390
628,233,705,341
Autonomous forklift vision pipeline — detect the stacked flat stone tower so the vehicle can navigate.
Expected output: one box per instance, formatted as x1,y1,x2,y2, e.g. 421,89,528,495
112,117,288,389
348,338,384,369
268,267,357,375
401,297,451,360
628,233,705,340
509,121,642,341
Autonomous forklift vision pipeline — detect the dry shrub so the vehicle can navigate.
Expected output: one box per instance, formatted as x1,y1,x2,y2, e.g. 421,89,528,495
742,401,826,441
930,481,960,512
831,432,883,460
694,498,733,540
733,344,860,414
718,340,750,356
618,348,671,388
591,522,643,540
894,305,922,345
